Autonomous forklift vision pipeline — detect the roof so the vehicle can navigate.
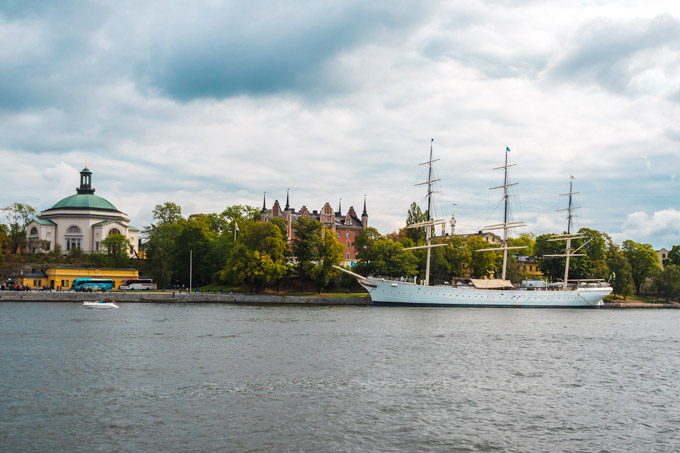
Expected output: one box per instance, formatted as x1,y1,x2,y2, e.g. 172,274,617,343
46,194,119,212
20,272,48,278
470,279,515,289
32,218,56,226
128,225,139,232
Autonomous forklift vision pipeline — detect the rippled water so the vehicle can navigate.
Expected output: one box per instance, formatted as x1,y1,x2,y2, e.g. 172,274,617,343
1,302,679,452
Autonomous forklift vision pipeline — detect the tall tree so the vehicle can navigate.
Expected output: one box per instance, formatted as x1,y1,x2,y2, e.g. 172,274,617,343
622,240,660,294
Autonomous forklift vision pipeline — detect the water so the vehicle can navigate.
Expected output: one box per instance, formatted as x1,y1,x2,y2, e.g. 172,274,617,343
1,303,679,452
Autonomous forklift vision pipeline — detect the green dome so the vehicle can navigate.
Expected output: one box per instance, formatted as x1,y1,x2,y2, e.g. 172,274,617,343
48,194,119,212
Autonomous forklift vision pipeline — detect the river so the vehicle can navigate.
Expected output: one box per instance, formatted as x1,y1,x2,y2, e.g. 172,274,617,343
1,302,678,452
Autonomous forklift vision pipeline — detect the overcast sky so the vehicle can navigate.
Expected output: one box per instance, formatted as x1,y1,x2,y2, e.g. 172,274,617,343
2,0,679,248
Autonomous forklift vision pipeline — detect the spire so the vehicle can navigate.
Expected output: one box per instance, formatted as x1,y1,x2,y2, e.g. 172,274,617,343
338,198,342,215
261,192,267,214
361,195,368,228
362,195,367,217
76,165,95,195
285,188,290,211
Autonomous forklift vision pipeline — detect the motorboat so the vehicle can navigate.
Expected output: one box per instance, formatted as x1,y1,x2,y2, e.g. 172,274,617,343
83,300,119,309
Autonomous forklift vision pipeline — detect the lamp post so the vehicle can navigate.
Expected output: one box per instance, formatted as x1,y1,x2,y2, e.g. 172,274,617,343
189,249,193,293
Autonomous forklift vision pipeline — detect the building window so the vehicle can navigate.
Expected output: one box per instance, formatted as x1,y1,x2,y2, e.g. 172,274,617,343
109,228,121,235
337,232,340,238
95,241,99,251
346,242,350,249
67,225,81,234
30,227,38,235
346,231,350,238
346,253,350,259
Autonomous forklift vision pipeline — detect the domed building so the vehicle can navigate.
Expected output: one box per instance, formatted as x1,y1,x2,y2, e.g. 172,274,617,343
25,166,140,256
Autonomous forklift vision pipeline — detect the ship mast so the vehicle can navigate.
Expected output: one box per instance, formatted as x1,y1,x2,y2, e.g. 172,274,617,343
475,147,527,280
545,177,586,290
403,139,447,286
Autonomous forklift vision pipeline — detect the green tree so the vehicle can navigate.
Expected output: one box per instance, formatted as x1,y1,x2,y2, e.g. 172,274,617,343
467,236,498,279
355,228,418,278
292,217,322,288
509,233,534,257
622,240,660,294
405,202,427,244
311,227,344,293
606,247,634,299
666,245,680,266
145,222,182,289
218,222,288,292
653,264,680,302
101,234,131,268
152,202,182,225
2,202,36,253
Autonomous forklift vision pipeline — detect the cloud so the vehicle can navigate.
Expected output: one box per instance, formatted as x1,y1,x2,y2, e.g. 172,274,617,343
547,15,680,98
611,209,680,247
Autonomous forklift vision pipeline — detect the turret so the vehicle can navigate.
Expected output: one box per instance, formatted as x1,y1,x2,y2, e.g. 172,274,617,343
76,165,95,195
260,192,268,222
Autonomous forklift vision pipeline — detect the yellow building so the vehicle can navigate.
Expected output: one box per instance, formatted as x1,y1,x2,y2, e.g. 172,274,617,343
16,267,139,290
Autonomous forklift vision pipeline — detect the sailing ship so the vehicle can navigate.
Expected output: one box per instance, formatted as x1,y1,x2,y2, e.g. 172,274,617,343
338,143,612,307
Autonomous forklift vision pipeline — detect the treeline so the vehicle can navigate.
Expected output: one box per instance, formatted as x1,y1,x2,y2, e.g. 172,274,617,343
3,200,680,301
143,203,344,293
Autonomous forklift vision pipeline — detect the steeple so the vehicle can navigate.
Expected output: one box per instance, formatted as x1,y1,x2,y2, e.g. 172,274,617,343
338,198,342,215
260,192,268,222
285,189,290,211
361,195,368,228
76,165,95,195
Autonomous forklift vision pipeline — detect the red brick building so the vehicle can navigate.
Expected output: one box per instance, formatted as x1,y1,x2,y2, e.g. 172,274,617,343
261,190,368,265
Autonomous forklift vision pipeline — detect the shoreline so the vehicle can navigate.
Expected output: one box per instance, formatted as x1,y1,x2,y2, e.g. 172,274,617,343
0,291,371,305
1,291,679,308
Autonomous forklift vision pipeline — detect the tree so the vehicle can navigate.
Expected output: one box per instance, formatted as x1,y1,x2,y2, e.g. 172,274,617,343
355,228,418,279
405,202,427,244
622,240,660,294
666,245,680,266
467,236,498,279
653,264,680,302
606,247,634,299
145,222,181,289
292,217,322,288
312,227,344,293
509,233,534,257
152,202,182,225
2,202,36,253
101,234,131,268
218,222,288,292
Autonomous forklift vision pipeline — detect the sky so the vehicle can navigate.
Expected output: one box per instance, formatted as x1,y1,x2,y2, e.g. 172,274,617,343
1,0,680,249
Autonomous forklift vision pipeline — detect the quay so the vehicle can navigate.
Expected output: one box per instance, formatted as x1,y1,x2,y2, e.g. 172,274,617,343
0,291,371,305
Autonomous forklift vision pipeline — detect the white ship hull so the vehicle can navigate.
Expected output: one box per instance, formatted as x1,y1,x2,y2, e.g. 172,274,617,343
360,278,611,308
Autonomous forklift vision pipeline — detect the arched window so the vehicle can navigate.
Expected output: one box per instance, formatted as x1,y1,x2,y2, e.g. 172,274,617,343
67,225,81,234
30,227,38,235
108,228,121,236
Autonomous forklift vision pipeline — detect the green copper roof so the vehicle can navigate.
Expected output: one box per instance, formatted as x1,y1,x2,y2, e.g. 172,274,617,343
48,194,119,212
34,218,57,226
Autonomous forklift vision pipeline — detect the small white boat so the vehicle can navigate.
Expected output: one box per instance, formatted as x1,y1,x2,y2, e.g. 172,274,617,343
83,300,119,309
